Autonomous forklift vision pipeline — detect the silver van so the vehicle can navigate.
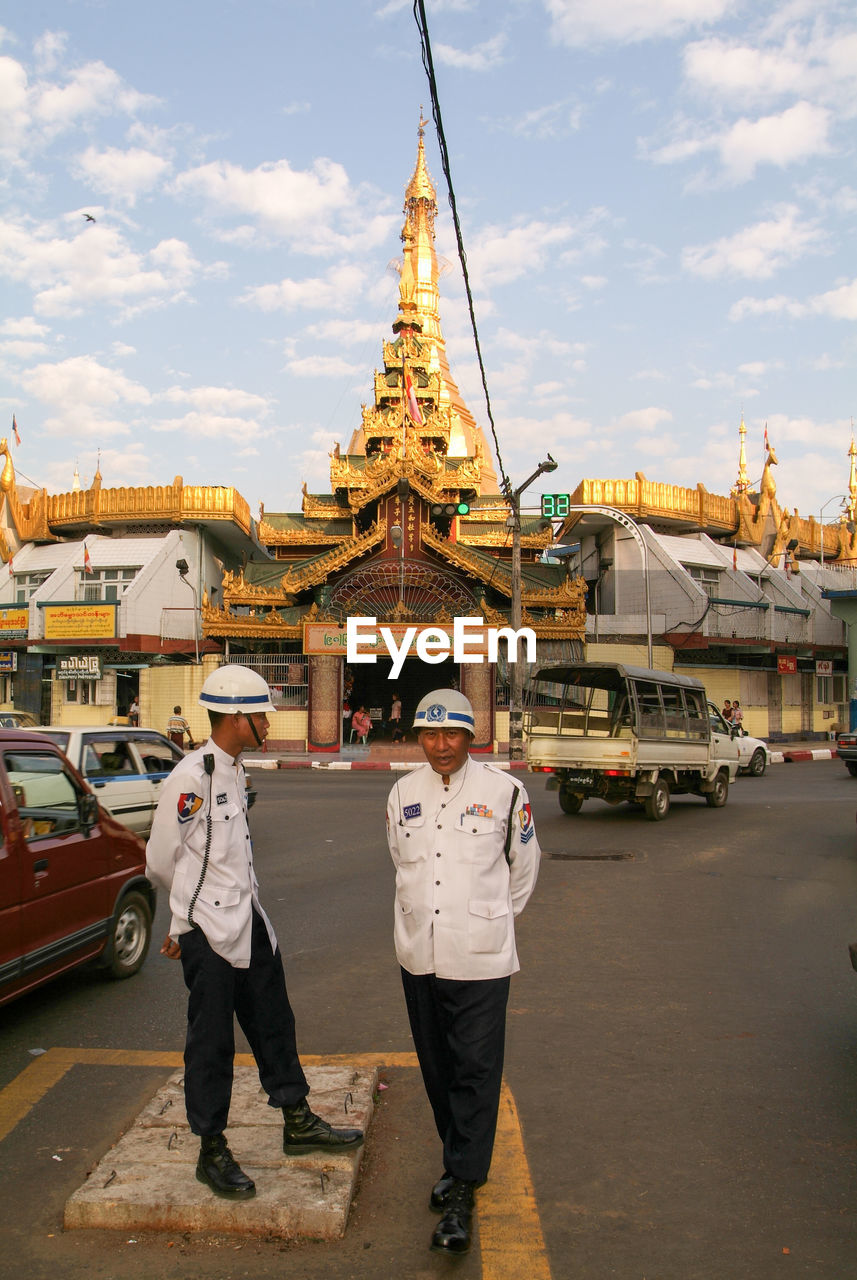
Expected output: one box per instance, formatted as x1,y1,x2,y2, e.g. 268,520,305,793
525,662,739,821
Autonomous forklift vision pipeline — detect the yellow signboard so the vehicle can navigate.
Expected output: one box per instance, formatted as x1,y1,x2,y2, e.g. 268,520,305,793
43,604,117,641
0,607,29,638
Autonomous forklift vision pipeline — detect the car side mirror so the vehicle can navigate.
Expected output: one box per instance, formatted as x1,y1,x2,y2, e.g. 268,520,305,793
79,791,99,834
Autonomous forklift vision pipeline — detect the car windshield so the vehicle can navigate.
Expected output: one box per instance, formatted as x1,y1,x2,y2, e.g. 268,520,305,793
36,730,70,751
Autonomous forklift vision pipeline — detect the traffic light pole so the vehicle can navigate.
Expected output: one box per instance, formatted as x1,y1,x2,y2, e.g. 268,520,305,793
508,456,557,761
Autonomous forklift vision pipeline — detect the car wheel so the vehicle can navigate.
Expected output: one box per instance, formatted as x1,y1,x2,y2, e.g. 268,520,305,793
108,891,152,979
846,762,857,777
558,786,584,815
644,778,670,821
748,748,767,777
706,771,729,807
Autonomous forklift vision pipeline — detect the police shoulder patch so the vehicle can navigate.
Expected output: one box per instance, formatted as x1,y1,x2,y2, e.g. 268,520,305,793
178,792,203,823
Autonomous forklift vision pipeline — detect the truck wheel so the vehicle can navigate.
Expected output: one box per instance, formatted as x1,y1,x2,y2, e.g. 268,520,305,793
846,762,857,777
748,748,767,777
108,891,152,979
644,778,670,821
705,771,729,807
558,787,584,815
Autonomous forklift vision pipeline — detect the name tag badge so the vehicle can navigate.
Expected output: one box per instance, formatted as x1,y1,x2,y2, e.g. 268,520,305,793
216,793,228,805
403,803,421,820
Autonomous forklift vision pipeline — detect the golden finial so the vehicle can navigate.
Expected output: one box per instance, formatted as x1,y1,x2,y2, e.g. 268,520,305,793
731,411,749,495
847,426,857,523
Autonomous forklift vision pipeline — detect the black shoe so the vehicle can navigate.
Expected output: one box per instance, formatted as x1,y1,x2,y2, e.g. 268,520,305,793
430,1179,475,1254
196,1133,256,1199
430,1171,455,1213
282,1098,364,1154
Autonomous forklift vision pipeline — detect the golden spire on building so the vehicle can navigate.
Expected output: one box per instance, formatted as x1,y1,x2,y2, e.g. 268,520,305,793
390,115,497,488
847,430,857,523
731,412,749,495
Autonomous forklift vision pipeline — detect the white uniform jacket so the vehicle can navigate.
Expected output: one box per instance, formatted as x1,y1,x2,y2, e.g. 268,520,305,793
386,758,540,981
146,739,275,967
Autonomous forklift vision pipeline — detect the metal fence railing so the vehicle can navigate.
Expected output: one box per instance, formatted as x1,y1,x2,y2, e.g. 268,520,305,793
222,655,308,709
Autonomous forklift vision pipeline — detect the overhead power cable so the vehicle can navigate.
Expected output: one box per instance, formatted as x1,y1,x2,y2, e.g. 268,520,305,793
412,0,511,502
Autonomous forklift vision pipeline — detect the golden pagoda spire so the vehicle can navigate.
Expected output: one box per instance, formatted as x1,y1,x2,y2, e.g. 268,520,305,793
389,115,497,489
847,430,857,523
731,411,749,495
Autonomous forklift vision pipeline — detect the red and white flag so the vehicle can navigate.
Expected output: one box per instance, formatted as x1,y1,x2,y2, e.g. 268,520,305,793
7,555,12,579
405,372,423,425
12,415,20,447
83,543,93,575
763,422,769,451
732,545,738,570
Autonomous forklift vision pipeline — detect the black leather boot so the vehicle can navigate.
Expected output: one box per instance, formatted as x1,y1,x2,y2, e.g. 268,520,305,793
282,1098,363,1154
196,1133,256,1199
430,1171,455,1212
431,1178,475,1254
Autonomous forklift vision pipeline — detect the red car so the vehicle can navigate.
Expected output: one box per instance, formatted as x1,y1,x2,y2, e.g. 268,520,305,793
0,729,155,1007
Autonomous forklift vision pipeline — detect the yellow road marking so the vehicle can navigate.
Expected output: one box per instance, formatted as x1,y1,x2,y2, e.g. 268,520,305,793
0,1047,552,1278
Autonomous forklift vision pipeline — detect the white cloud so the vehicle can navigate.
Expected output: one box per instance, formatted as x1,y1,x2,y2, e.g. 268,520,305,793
465,220,577,287
614,406,674,432
243,264,367,312
33,31,67,74
75,145,171,205
173,156,395,253
728,293,805,321
810,278,857,320
0,316,49,337
650,101,831,183
718,101,830,182
682,205,824,279
163,385,272,414
544,0,733,48
435,34,507,72
285,355,364,379
0,219,203,317
20,354,150,410
150,410,268,439
506,99,584,139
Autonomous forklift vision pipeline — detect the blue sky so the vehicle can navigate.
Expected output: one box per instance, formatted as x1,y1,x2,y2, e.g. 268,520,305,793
1,0,855,528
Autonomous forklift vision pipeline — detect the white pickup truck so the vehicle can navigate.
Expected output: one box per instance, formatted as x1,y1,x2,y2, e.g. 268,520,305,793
525,662,739,821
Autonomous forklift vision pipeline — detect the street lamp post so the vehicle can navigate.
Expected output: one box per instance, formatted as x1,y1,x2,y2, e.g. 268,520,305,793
176,558,200,665
819,494,847,569
508,454,558,761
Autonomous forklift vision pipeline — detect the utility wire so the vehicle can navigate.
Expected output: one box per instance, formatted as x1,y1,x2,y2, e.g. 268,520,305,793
412,0,511,502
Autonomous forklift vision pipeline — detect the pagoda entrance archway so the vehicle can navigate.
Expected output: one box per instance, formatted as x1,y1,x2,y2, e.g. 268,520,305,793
325,560,479,622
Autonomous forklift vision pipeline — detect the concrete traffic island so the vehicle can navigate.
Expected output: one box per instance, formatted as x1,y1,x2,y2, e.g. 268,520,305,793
63,1063,377,1239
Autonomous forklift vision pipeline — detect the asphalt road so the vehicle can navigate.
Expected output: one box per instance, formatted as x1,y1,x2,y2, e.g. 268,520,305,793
2,759,857,1279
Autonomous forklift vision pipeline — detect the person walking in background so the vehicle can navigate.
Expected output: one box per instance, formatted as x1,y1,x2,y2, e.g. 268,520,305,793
128,696,140,727
731,700,744,734
386,689,540,1255
721,699,733,724
389,691,404,743
167,705,195,750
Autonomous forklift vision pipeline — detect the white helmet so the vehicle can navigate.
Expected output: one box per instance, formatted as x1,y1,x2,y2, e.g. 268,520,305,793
199,665,275,714
412,689,475,734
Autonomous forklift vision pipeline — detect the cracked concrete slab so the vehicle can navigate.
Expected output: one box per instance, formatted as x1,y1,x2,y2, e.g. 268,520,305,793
64,1063,376,1240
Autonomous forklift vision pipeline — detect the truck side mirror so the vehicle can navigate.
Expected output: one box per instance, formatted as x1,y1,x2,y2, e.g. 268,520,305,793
79,792,99,834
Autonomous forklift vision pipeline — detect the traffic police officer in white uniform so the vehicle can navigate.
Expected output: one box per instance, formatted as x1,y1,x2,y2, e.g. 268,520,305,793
386,689,540,1254
146,665,362,1200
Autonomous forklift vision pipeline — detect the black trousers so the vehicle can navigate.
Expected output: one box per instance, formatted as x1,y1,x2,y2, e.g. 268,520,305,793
179,908,309,1136
401,968,510,1184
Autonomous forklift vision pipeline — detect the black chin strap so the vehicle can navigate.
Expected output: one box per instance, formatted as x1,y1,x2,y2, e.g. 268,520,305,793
243,712,263,747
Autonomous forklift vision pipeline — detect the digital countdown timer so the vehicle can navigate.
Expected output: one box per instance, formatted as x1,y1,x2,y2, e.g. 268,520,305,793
540,493,571,518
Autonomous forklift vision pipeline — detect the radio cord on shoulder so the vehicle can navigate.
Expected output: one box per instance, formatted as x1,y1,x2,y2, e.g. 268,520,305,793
187,753,215,926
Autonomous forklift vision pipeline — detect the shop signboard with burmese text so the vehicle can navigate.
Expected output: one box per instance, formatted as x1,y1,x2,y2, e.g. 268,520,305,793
0,607,28,639
42,603,117,641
